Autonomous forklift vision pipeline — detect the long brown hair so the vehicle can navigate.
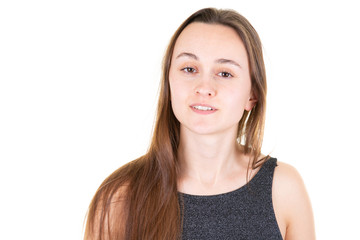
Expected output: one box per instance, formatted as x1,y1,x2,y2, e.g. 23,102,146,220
84,7,267,240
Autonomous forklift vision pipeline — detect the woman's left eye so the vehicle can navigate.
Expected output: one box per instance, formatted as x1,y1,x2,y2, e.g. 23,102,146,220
218,72,233,78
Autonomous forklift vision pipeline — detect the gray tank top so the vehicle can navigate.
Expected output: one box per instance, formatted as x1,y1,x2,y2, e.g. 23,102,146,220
179,157,283,240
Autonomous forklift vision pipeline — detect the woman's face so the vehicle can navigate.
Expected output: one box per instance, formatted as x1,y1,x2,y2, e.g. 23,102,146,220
169,23,256,136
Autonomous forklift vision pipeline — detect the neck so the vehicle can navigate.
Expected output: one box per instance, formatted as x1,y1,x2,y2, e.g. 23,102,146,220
177,126,248,186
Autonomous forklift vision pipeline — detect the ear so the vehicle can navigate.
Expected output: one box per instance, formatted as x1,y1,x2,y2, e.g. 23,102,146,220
244,92,258,111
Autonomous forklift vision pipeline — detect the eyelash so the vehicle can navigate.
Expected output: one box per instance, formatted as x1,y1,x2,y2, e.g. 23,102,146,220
181,67,197,73
217,71,233,78
180,67,233,78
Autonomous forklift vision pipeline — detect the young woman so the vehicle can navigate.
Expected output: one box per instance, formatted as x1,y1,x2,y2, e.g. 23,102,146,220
84,8,315,240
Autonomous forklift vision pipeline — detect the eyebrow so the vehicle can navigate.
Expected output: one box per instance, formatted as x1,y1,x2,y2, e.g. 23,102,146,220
175,52,242,69
215,58,242,68
176,52,198,60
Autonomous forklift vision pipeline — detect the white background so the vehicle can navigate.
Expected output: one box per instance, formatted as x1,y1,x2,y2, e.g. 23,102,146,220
1,0,359,239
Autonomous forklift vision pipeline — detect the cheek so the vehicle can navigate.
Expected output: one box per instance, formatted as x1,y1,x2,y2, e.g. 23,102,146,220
227,86,250,104
169,83,185,123
169,80,177,103
169,80,183,112
169,70,178,102
224,87,250,117
169,77,188,102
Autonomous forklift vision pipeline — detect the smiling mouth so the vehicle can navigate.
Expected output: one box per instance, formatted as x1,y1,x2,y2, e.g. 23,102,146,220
191,105,216,111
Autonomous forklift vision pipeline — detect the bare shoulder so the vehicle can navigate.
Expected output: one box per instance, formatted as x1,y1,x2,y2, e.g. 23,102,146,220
272,161,316,240
273,161,304,191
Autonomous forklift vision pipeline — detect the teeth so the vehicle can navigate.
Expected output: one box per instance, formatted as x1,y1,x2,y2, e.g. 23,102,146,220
193,105,214,111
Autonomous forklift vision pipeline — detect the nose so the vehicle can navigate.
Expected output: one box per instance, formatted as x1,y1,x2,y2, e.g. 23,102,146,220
194,77,216,97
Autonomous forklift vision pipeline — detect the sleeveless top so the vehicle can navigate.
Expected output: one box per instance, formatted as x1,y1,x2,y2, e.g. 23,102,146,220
179,157,283,240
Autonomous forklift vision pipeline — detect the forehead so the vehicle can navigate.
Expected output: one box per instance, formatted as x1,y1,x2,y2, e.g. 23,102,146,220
172,22,248,62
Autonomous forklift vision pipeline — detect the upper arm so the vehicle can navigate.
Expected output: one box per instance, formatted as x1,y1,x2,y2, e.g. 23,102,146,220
272,162,316,240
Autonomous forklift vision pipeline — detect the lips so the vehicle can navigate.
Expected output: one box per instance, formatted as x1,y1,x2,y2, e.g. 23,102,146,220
192,105,214,111
190,103,217,114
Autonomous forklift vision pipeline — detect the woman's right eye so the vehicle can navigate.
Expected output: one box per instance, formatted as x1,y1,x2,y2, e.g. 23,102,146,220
181,67,197,73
